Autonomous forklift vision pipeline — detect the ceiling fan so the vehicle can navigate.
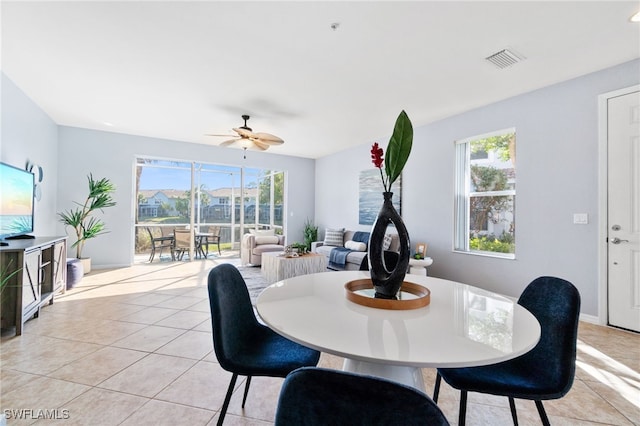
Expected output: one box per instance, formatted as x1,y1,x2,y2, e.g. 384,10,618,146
207,115,284,158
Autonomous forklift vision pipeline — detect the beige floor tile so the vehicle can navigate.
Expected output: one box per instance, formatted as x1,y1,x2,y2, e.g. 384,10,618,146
119,399,215,426
111,325,185,352
155,330,212,359
185,299,212,313
2,337,102,375
49,387,148,426
545,380,635,425
98,353,196,397
125,292,177,307
226,376,284,423
63,318,147,345
119,306,181,325
154,295,203,310
154,360,233,410
0,369,41,394
2,376,91,420
154,310,210,329
47,346,148,386
585,381,640,425
193,318,213,333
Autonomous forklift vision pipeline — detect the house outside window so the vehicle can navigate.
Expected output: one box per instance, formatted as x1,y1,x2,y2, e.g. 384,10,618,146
454,128,516,258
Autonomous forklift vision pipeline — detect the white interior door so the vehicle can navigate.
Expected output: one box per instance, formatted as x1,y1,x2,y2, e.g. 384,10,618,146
608,88,640,332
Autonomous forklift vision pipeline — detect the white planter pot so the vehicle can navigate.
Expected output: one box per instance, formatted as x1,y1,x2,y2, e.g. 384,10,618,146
80,257,91,274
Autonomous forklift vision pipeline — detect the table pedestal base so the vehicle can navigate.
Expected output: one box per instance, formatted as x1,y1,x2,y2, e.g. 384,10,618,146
342,358,426,393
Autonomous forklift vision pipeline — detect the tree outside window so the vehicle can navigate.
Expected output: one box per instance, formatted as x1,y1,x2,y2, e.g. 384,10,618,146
455,129,516,257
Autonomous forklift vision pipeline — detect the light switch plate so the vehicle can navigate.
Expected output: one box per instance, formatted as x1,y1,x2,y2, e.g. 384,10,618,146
573,213,588,224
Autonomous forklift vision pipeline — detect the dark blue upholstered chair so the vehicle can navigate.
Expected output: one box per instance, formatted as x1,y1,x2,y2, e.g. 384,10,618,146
207,264,321,425
275,367,450,426
433,276,581,426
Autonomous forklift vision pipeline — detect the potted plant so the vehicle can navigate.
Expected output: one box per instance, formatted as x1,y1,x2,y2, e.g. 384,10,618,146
58,174,116,274
303,218,318,252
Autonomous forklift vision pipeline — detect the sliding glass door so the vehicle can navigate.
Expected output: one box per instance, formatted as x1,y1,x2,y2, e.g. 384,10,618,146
134,158,285,262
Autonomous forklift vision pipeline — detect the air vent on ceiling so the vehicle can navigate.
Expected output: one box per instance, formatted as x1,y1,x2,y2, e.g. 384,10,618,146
485,49,525,69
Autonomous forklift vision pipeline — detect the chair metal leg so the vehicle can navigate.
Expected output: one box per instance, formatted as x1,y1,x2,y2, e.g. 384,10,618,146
433,372,442,403
217,373,238,426
459,390,468,426
149,246,155,262
509,397,519,425
242,376,252,408
535,400,551,426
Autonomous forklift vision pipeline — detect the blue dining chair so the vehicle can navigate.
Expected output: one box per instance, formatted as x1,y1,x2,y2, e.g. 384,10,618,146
207,264,321,425
433,276,581,426
275,367,450,426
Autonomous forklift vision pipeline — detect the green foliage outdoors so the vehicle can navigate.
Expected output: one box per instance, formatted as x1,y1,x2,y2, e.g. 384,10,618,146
258,171,284,205
469,234,515,254
470,133,514,163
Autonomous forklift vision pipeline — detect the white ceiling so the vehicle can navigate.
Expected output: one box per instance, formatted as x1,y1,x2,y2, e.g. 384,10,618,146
2,1,639,159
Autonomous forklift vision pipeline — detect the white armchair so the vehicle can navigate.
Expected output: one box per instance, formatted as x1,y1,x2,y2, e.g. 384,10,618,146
241,233,286,266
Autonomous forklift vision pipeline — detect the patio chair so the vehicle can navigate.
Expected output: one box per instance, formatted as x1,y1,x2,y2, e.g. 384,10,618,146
173,228,201,260
146,226,174,262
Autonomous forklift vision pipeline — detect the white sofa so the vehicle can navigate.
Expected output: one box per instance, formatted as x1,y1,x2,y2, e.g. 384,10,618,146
312,229,400,271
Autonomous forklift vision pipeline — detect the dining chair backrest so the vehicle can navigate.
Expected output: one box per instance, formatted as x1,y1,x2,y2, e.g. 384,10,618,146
275,367,450,426
207,264,320,425
207,263,262,370
516,276,581,398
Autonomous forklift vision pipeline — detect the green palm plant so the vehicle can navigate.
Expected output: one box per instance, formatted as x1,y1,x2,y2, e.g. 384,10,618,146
0,259,21,299
58,174,116,259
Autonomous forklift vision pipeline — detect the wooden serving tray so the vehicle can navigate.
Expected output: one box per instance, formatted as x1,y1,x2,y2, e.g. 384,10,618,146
345,279,431,310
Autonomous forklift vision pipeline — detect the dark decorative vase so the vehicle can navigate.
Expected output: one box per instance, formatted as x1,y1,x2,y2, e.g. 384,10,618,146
368,192,410,299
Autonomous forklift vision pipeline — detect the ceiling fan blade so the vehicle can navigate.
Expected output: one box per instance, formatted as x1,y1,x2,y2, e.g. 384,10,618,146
253,132,284,144
252,140,270,151
205,133,237,138
219,138,242,146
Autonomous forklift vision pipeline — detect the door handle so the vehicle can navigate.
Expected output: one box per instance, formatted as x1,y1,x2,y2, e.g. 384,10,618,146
611,237,629,244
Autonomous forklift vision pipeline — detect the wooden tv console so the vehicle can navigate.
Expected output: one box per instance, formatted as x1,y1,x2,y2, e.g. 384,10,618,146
0,236,67,336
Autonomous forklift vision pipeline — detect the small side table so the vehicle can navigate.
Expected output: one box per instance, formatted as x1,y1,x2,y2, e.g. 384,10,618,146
408,257,433,276
262,252,328,284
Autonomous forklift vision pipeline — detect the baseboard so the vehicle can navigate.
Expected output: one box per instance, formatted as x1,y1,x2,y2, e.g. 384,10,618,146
579,313,601,325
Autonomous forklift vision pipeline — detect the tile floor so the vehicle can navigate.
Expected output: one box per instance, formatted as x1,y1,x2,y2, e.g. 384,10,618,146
1,257,639,425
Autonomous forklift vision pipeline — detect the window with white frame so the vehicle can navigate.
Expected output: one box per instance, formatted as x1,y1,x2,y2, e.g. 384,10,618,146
454,128,516,258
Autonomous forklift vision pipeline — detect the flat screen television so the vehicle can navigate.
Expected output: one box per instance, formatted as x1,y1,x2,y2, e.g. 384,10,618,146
0,162,35,242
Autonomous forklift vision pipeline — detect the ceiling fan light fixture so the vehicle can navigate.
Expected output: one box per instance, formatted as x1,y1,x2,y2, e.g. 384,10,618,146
206,114,284,154
631,11,640,22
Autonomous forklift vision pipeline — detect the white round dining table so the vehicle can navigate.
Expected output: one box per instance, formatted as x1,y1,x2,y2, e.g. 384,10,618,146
256,270,541,392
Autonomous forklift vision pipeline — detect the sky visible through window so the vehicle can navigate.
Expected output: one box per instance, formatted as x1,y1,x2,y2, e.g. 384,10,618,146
138,162,262,190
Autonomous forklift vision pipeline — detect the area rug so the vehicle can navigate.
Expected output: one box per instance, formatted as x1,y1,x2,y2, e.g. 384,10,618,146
236,265,269,305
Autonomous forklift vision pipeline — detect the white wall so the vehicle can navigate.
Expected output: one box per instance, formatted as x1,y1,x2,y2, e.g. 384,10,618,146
1,73,59,236
315,59,640,317
57,127,315,268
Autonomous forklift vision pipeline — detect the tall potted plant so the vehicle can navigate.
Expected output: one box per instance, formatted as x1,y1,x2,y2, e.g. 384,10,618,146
58,174,116,274
303,218,318,252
